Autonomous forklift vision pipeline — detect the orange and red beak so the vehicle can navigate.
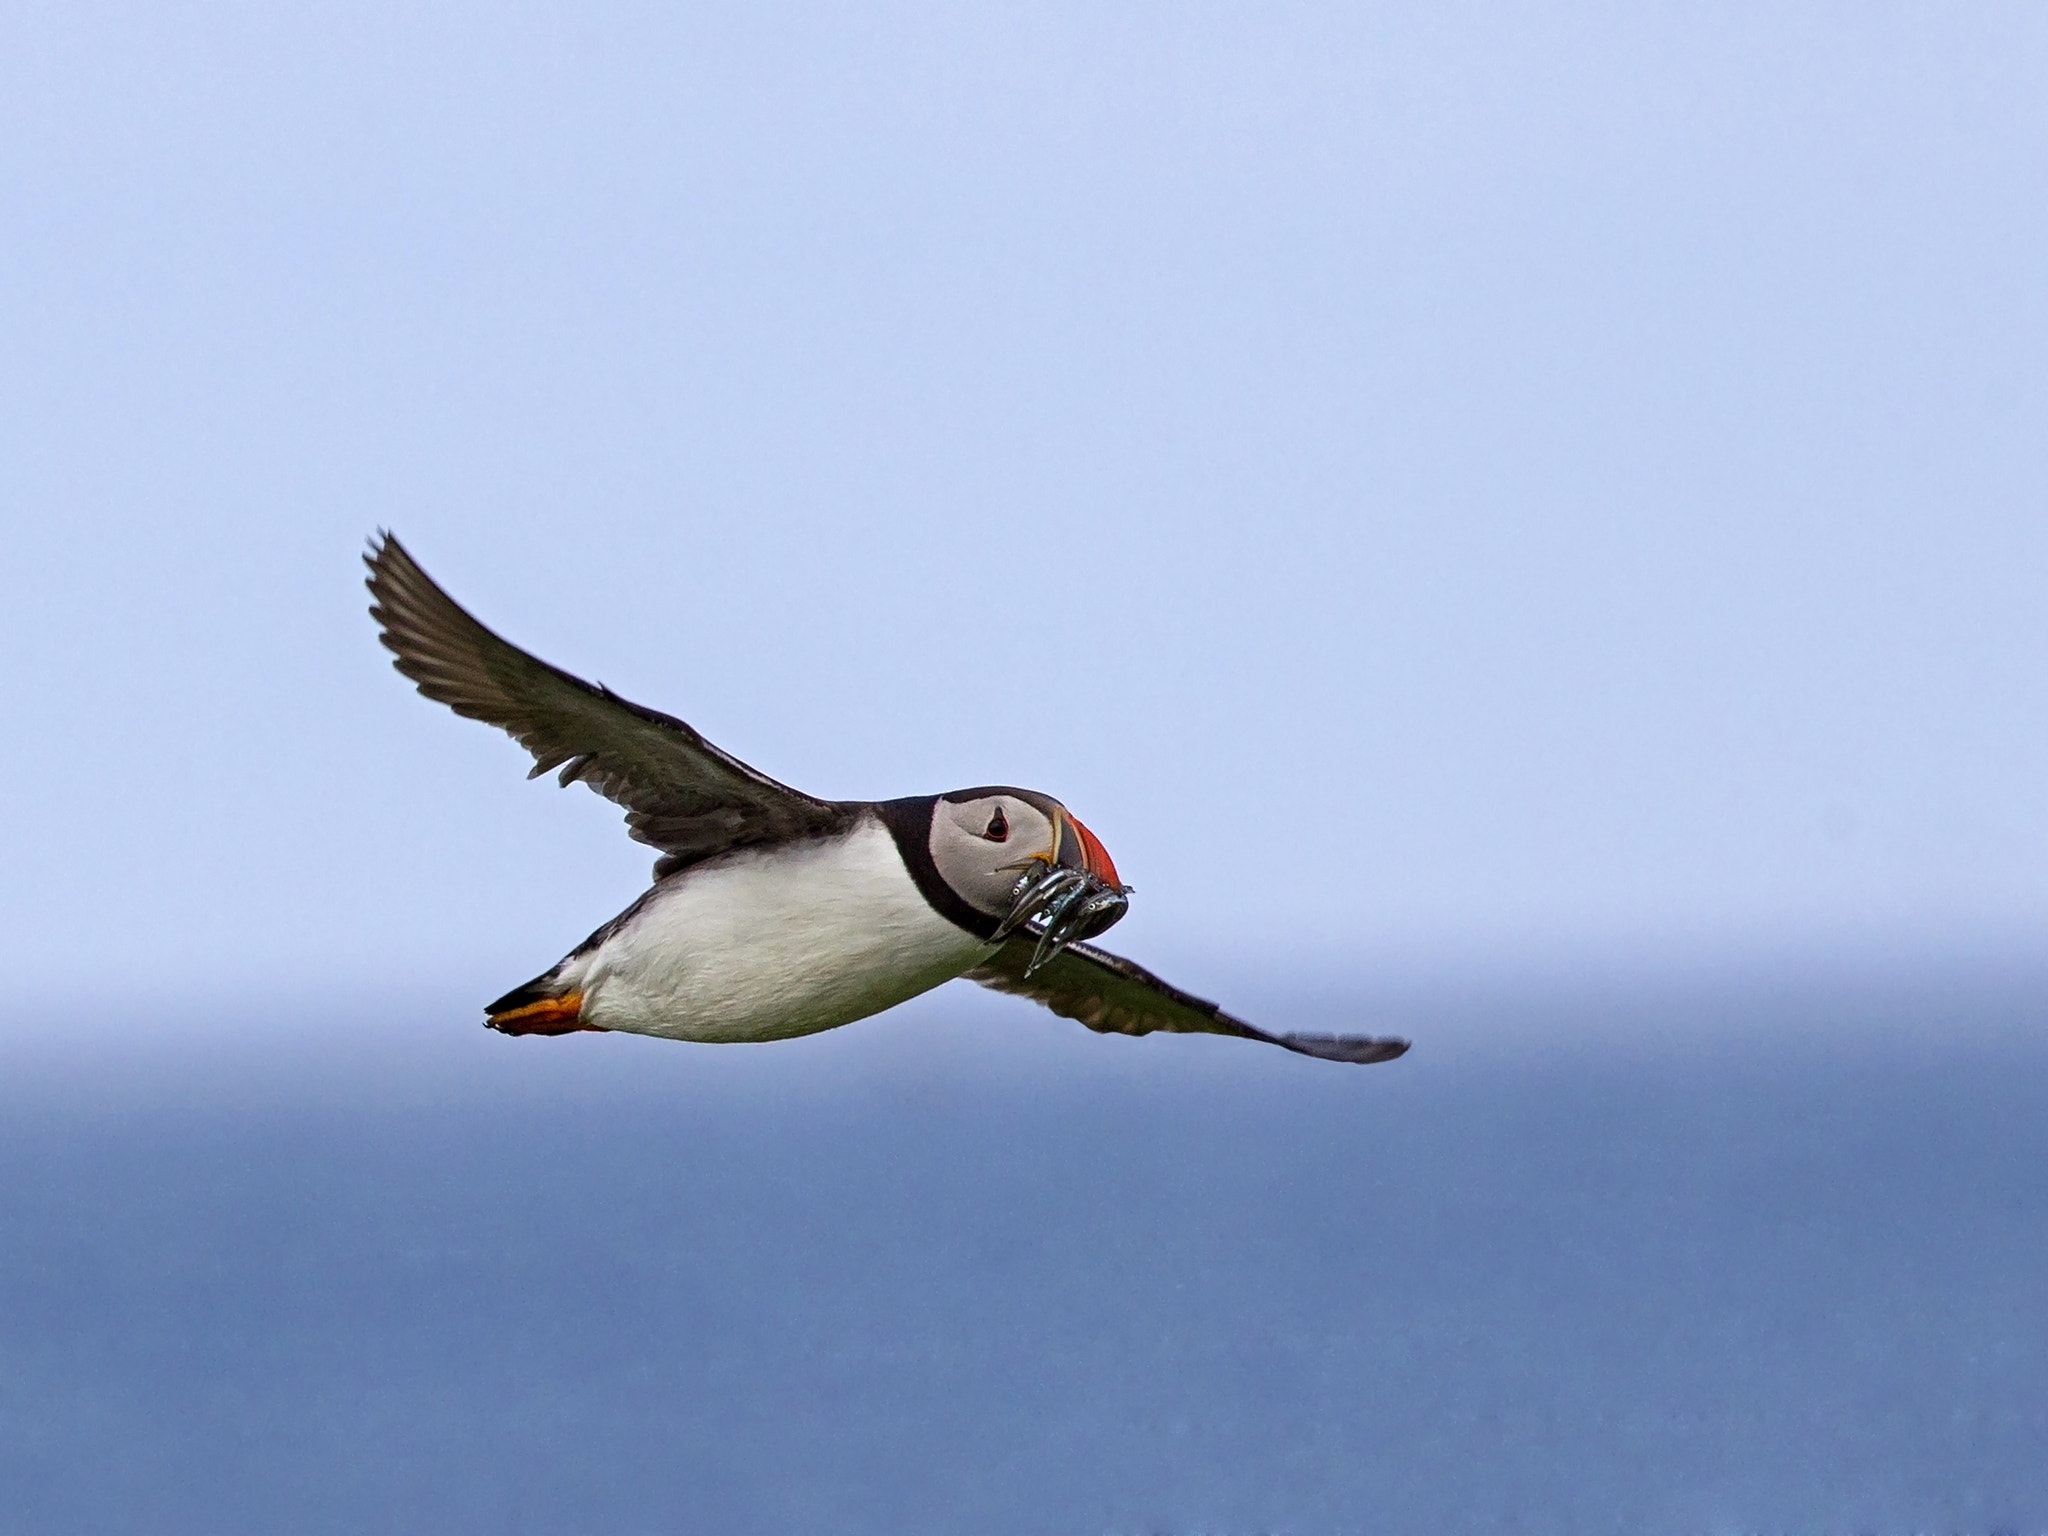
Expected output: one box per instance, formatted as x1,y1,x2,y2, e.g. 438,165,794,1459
1053,808,1123,892
994,801,1132,957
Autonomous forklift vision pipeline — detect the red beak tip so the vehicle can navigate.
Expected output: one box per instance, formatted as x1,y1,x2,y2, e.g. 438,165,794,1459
1069,814,1122,891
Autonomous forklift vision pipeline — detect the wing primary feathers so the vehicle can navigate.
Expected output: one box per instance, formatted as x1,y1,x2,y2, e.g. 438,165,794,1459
364,531,856,869
1267,1032,1410,1065
964,937,1410,1065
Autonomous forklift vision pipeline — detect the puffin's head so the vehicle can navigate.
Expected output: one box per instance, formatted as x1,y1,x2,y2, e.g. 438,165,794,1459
926,786,1128,962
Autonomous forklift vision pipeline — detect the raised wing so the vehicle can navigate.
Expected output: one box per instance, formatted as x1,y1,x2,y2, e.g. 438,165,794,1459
365,532,853,869
965,938,1410,1064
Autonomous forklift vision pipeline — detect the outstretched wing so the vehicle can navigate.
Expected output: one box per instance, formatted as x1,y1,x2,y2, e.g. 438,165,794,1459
365,532,853,868
964,938,1409,1064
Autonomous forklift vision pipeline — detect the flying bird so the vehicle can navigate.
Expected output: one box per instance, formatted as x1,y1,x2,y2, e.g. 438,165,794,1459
365,534,1408,1065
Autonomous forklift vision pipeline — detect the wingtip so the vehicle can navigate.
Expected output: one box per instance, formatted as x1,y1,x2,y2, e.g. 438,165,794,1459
363,529,399,591
1278,1033,1411,1065
363,527,406,568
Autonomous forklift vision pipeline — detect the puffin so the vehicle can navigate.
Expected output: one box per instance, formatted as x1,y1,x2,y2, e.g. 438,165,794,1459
365,534,1408,1065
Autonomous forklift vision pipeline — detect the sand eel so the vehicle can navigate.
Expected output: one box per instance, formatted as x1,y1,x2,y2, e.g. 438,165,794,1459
365,534,1409,1065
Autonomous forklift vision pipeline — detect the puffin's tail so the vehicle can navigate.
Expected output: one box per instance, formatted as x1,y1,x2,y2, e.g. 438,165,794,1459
485,971,602,1036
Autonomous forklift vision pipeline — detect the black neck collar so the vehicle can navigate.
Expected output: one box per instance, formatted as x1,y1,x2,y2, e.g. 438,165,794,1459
873,796,1003,941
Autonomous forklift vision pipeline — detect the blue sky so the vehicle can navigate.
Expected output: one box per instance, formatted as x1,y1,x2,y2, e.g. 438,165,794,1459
4,4,2046,1013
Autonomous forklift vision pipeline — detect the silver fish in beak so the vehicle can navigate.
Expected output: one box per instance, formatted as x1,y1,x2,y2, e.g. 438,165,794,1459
991,807,1130,975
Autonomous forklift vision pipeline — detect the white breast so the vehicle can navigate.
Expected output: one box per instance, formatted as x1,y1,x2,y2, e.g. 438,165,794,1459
570,814,996,1043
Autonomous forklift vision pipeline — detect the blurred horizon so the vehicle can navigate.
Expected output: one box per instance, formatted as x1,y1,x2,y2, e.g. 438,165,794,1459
16,940,2048,1075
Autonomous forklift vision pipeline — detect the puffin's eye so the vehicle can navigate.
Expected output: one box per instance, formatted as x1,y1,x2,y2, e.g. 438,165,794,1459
983,807,1009,842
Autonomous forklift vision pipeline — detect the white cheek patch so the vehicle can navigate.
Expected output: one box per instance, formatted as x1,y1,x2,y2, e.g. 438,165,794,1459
930,798,1056,914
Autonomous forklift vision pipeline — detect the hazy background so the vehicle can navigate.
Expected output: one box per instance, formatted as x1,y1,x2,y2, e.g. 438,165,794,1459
4,3,2046,1006
4,4,2047,1531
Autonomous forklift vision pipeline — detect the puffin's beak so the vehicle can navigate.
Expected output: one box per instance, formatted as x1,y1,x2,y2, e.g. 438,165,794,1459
1053,808,1124,892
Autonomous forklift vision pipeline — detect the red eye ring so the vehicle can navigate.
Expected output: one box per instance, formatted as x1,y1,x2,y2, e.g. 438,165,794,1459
984,807,1009,842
